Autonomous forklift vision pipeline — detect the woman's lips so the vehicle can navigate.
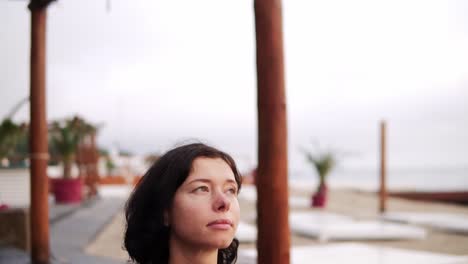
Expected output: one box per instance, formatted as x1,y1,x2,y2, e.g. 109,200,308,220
207,219,233,230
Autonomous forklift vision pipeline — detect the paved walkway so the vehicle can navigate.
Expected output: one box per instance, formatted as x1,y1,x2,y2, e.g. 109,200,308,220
0,196,126,264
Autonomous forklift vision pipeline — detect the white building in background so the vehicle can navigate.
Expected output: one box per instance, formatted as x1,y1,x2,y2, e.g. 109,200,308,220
0,168,30,208
104,146,147,179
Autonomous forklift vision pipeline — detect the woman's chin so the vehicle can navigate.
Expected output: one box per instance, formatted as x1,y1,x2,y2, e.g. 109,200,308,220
203,237,234,249
218,239,234,249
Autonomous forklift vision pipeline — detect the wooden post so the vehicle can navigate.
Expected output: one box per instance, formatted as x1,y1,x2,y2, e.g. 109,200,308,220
29,1,51,263
254,0,290,263
379,121,387,213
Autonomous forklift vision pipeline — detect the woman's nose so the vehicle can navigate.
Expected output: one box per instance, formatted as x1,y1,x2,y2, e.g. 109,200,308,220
213,191,231,212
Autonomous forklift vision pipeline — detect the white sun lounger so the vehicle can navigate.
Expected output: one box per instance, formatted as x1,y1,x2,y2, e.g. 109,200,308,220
237,212,353,243
246,210,353,223
239,243,468,264
290,212,426,241
236,221,257,243
290,211,354,224
382,212,468,235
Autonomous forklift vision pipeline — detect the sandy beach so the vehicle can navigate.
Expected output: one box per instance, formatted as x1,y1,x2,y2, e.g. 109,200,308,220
85,185,468,262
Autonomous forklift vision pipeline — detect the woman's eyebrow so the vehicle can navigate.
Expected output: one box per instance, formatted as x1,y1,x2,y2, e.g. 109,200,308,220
187,178,237,185
225,179,237,185
187,178,211,185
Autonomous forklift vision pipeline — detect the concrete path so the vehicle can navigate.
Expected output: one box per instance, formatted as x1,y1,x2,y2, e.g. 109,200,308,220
50,197,126,264
1,197,126,264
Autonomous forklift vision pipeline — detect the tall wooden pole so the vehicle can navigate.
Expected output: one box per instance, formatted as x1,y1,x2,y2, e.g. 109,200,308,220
379,121,387,213
254,0,290,263
29,1,51,263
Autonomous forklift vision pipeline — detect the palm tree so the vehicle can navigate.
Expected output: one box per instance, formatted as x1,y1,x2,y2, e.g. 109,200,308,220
49,116,95,179
0,97,29,166
303,147,337,207
50,120,80,179
304,151,336,191
0,119,27,165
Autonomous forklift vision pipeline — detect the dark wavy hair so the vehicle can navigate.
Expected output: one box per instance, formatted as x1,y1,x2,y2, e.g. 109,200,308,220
124,143,242,264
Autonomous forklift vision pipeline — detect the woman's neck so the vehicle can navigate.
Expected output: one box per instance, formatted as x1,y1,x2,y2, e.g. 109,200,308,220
168,236,218,264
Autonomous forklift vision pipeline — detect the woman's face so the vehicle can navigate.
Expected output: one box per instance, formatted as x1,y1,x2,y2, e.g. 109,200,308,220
168,157,240,250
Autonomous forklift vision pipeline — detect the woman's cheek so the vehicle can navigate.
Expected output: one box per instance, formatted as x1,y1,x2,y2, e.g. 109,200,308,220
232,198,241,224
183,194,211,216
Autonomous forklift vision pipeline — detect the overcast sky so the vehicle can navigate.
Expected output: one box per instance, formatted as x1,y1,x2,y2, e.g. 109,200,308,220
1,0,467,170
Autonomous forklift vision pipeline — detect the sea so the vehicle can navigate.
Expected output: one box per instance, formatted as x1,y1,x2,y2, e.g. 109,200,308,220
288,167,468,192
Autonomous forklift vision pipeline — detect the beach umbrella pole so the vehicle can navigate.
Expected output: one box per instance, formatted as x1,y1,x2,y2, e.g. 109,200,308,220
379,121,387,213
29,0,53,263
254,0,290,263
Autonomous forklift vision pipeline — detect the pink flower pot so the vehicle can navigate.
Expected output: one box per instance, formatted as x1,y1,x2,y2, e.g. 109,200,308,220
0,204,9,211
52,178,83,204
311,183,328,208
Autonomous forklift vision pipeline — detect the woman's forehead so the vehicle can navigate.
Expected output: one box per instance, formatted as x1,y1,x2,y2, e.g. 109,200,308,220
187,157,235,182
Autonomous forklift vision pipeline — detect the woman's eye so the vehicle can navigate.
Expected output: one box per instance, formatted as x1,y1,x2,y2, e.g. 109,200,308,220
227,187,238,194
195,186,209,192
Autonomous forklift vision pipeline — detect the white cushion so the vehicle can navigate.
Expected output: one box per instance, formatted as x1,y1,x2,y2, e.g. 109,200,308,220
383,212,468,234
290,212,426,241
240,243,468,264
